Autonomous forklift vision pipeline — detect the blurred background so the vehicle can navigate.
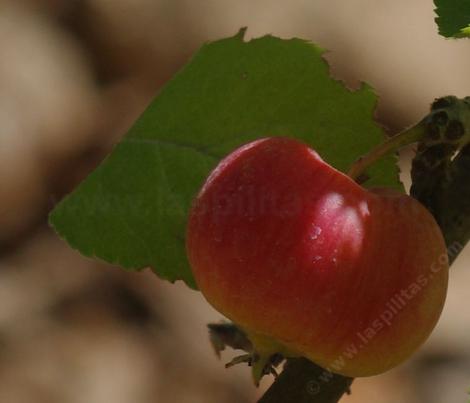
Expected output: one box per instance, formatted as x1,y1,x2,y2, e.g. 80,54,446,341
1,0,470,402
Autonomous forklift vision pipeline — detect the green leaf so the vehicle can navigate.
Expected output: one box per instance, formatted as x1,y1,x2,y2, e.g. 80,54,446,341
434,0,470,38
50,29,402,289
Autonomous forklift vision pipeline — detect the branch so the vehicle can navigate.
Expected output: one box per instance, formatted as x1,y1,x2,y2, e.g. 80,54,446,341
410,96,470,263
258,359,352,403
411,142,470,263
439,144,470,257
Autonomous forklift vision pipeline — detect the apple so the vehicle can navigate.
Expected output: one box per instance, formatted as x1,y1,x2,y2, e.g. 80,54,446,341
186,137,448,379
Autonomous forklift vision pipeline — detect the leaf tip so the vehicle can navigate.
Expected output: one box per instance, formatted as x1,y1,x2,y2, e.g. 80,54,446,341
235,27,248,41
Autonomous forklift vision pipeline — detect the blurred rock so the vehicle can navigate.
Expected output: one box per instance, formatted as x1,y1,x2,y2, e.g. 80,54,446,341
0,229,253,403
0,3,99,242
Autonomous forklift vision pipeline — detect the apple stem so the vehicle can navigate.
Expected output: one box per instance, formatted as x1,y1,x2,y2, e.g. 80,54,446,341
349,96,470,182
347,120,426,181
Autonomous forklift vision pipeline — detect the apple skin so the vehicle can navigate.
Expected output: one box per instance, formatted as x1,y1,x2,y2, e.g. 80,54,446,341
186,137,449,377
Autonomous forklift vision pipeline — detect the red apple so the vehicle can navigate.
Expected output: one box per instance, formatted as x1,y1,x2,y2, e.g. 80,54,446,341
186,137,448,378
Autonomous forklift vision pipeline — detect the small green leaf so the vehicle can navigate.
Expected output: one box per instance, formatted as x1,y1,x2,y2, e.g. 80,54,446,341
434,0,470,38
50,29,401,288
